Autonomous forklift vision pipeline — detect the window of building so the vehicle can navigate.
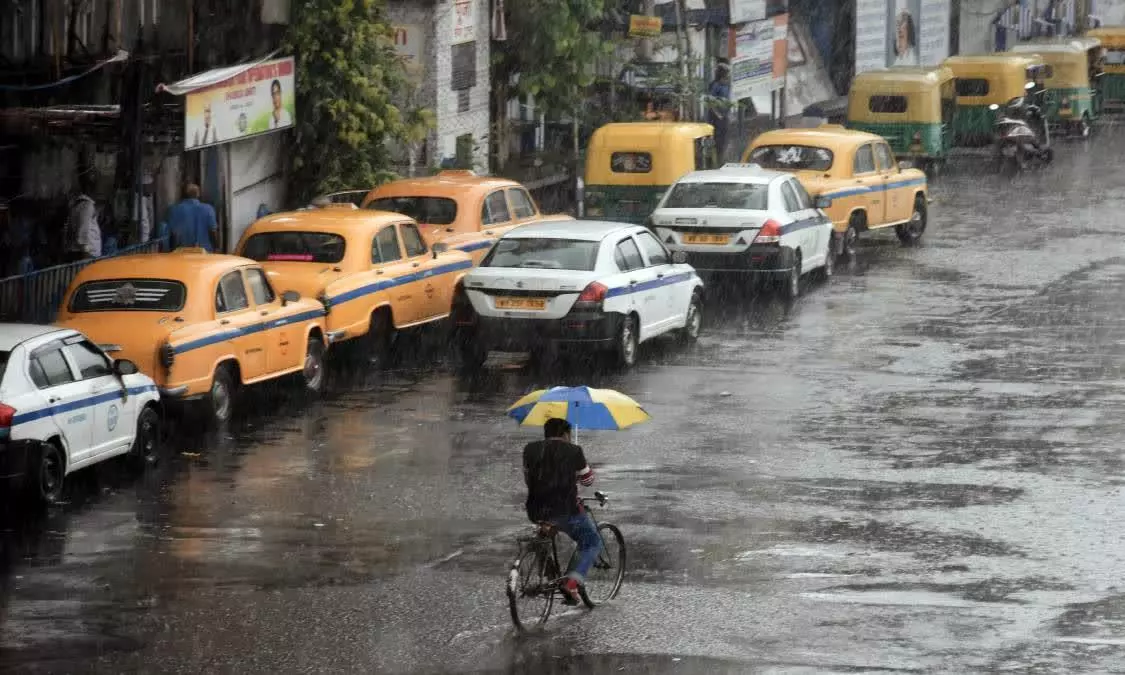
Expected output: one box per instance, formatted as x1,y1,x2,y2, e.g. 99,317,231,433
451,42,477,90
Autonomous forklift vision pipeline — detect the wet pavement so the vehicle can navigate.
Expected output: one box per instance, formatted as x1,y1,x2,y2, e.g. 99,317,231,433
6,126,1125,673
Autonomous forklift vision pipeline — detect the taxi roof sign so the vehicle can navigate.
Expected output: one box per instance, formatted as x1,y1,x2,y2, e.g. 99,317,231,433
720,162,763,170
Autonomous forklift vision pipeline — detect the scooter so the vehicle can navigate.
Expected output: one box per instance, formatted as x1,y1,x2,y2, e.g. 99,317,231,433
989,93,1053,173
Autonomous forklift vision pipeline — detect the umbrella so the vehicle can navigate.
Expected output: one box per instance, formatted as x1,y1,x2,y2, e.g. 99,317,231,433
506,386,651,440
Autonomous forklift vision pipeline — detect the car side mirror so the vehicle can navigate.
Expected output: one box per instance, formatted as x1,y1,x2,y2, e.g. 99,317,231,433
432,242,450,258
113,359,138,376
814,195,832,209
671,250,688,264
281,290,300,306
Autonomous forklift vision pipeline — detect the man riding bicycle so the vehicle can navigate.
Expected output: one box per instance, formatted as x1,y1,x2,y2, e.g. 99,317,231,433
522,417,601,605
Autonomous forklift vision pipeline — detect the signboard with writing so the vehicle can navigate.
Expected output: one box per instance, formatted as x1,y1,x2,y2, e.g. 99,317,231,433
392,24,426,76
184,57,296,151
729,14,788,100
453,0,477,45
629,15,663,38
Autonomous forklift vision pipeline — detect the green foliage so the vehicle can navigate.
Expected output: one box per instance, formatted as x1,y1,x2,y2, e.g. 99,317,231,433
283,0,433,203
494,0,612,118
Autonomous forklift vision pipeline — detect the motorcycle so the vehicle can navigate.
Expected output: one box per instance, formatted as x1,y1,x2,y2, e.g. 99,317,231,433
989,92,1053,173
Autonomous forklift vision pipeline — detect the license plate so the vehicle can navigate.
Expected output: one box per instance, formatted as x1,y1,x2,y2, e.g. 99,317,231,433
683,233,731,245
495,297,547,310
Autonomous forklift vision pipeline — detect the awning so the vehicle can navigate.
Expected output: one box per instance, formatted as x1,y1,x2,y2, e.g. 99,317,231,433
156,50,281,96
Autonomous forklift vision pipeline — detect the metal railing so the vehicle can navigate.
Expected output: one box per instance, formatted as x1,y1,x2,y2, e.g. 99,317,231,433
0,238,167,325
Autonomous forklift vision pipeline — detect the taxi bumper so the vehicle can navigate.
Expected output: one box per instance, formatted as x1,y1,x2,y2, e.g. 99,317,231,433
469,311,624,351
0,438,36,490
682,244,798,273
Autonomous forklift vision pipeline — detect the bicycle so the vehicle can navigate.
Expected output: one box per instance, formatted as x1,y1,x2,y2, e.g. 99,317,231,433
506,490,626,632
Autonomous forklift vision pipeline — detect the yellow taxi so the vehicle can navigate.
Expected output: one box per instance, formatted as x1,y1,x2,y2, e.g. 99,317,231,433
55,250,330,424
235,208,475,365
359,170,572,263
743,125,930,258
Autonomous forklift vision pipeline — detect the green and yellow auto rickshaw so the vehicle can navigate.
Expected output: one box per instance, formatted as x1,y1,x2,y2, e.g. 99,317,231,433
1087,26,1125,108
1010,37,1104,136
941,53,1050,146
846,66,956,174
583,122,715,224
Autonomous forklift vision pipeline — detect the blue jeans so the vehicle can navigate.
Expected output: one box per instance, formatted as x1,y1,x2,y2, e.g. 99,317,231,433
552,512,602,584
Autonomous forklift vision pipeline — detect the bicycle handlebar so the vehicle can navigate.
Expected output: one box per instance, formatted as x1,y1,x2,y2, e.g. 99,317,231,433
580,490,609,507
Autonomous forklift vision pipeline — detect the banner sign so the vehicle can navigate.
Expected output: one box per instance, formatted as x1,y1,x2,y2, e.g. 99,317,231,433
730,14,789,100
452,0,476,45
184,57,296,151
855,0,950,74
730,0,767,24
629,15,663,38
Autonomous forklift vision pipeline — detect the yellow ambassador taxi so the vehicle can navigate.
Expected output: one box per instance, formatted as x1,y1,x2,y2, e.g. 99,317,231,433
55,250,329,424
744,125,930,258
235,208,474,366
360,170,572,264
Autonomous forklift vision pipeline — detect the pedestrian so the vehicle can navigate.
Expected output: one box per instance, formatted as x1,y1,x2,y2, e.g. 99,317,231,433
62,175,102,263
521,417,601,605
165,183,218,252
707,60,732,162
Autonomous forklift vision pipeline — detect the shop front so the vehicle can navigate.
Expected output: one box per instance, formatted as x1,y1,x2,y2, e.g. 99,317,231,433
157,55,295,253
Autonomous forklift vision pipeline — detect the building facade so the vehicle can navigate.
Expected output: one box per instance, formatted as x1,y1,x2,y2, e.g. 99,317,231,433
387,0,492,171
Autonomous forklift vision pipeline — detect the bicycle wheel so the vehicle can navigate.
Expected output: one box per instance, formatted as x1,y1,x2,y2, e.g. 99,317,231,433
508,547,554,631
580,523,626,607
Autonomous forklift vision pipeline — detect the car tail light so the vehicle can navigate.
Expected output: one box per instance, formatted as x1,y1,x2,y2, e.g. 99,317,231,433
574,281,608,311
0,402,15,429
159,342,175,370
754,219,782,244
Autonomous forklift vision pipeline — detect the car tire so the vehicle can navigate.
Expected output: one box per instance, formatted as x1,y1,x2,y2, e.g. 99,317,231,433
31,441,65,506
455,329,488,373
129,406,162,468
302,337,327,393
206,364,237,426
842,217,861,260
779,251,801,301
813,235,835,282
367,310,392,369
612,314,639,369
677,292,702,344
895,196,927,245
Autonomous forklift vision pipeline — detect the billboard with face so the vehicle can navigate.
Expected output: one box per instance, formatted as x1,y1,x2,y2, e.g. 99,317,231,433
855,0,949,75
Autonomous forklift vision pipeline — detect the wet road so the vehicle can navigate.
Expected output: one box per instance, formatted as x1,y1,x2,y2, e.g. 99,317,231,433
7,126,1125,674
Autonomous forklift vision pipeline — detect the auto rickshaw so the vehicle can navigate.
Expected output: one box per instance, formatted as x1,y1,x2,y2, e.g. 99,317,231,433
845,66,956,175
941,54,1051,146
1086,26,1125,108
1010,37,1104,136
583,122,715,224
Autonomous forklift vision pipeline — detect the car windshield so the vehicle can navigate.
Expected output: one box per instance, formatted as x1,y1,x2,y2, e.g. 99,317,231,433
367,196,457,225
663,182,769,210
241,232,346,263
481,238,600,271
749,145,834,172
69,279,188,312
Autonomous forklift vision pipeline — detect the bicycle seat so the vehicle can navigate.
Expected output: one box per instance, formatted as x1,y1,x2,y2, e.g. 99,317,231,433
536,522,558,537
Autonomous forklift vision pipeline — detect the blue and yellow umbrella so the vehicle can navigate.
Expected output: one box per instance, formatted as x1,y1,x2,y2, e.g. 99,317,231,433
506,386,651,435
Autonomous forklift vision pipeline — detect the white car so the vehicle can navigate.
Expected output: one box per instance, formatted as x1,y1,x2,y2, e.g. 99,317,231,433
648,163,836,298
452,220,705,369
0,324,161,505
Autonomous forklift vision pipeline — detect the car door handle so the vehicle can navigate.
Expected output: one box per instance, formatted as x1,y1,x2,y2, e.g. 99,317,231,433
656,272,665,278
260,310,269,316
48,396,60,404
412,262,420,268
220,319,231,325
629,279,637,285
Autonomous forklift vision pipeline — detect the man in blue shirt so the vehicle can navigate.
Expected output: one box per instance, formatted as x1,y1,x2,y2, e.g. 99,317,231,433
706,60,732,162
165,183,218,251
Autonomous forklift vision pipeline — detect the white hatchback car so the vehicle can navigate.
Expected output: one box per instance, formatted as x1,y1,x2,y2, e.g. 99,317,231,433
0,324,161,505
648,163,836,298
452,221,705,369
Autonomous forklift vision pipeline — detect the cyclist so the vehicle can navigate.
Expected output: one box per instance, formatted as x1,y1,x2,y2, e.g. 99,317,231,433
522,417,600,605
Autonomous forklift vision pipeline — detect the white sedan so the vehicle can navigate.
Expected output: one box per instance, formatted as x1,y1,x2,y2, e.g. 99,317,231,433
451,220,705,369
648,163,836,299
0,324,161,505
